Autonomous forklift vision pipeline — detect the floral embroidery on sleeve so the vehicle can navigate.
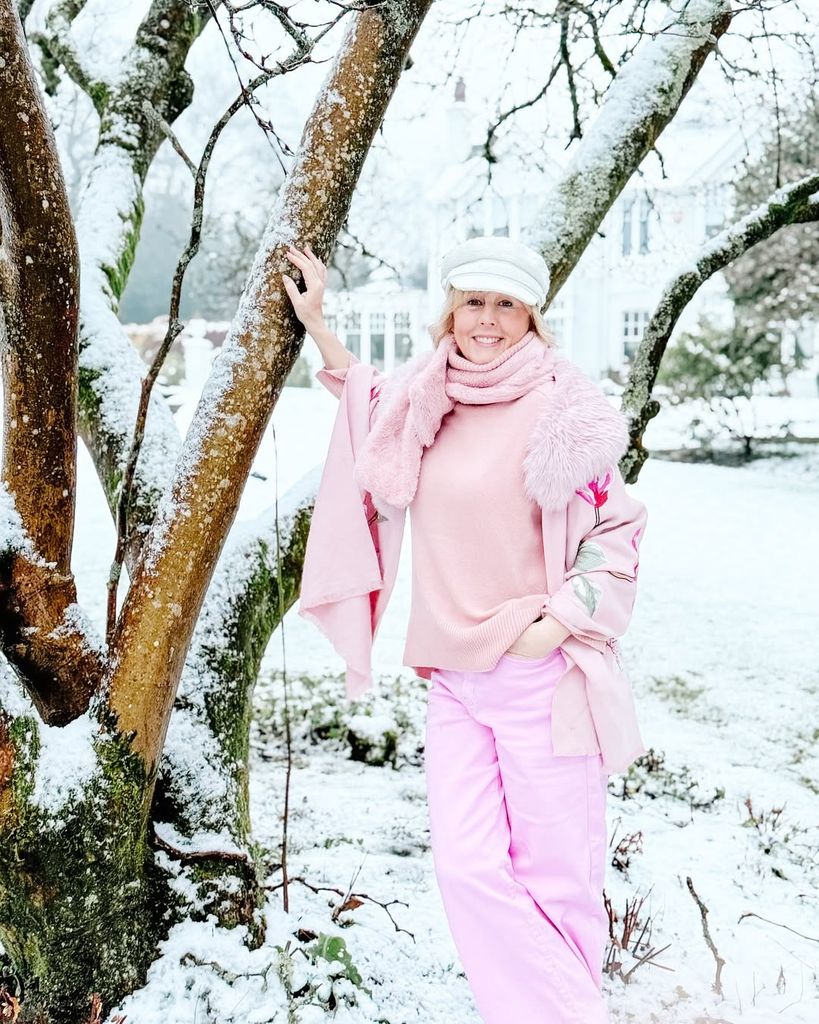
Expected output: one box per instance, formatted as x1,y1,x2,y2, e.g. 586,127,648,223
573,540,606,572
571,575,602,616
575,471,612,526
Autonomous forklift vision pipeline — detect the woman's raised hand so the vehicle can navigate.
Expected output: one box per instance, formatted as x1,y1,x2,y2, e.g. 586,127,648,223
282,244,327,329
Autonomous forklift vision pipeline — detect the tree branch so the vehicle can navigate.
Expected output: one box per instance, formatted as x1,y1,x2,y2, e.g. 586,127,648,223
620,171,819,483
535,0,734,301
0,0,106,723
74,1,225,574
29,1,97,101
107,26,326,638
107,0,433,772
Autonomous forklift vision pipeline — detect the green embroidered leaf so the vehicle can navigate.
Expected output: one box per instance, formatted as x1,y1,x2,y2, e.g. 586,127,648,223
572,575,602,616
574,541,606,572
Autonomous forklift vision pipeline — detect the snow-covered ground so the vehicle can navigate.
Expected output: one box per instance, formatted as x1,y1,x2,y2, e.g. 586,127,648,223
4,381,819,1022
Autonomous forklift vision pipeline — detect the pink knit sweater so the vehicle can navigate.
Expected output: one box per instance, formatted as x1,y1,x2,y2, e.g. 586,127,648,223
404,388,553,676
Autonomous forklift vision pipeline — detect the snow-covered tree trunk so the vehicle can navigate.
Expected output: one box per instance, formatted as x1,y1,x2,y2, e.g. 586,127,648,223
0,1,432,1020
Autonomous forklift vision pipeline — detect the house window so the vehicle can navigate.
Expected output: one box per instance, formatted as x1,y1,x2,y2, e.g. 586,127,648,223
344,312,360,358
394,312,412,363
622,311,650,360
621,198,634,256
370,312,386,370
638,197,651,254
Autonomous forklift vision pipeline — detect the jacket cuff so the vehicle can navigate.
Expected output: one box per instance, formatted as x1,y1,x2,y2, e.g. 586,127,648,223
541,592,608,652
315,353,360,397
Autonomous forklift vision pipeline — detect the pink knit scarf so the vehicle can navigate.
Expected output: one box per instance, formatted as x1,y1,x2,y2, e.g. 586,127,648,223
354,330,556,514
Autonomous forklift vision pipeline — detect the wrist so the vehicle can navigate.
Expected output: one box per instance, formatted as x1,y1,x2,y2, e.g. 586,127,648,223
301,315,327,335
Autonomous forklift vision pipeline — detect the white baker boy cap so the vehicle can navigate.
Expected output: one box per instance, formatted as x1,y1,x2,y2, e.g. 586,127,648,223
440,236,551,309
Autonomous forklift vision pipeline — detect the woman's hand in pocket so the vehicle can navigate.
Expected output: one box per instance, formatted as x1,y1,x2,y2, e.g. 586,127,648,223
506,615,571,659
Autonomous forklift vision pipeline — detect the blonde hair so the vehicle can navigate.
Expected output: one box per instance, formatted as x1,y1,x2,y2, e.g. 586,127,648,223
428,286,555,348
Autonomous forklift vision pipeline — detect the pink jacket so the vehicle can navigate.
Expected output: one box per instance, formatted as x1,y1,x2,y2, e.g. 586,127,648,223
299,358,648,774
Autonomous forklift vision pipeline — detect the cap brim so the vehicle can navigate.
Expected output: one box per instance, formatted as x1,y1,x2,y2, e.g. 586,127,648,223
447,271,539,307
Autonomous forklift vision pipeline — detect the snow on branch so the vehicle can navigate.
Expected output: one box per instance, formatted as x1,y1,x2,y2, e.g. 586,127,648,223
73,2,224,567
620,172,819,483
533,0,733,300
28,1,98,100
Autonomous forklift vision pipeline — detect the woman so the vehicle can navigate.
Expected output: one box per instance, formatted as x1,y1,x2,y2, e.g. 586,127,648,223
284,236,647,1024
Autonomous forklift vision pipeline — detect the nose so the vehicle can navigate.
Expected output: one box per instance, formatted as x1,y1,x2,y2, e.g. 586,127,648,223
479,307,497,324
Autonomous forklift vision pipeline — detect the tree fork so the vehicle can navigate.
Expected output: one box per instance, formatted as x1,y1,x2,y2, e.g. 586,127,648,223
107,0,433,775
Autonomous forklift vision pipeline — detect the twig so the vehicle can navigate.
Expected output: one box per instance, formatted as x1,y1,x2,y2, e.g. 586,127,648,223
686,876,726,996
141,100,198,176
267,874,415,942
152,825,253,866
738,911,819,944
272,422,293,913
621,942,673,982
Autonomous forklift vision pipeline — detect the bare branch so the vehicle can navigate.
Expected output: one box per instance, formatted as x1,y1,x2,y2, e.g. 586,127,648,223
620,172,819,483
686,877,726,996
738,910,819,944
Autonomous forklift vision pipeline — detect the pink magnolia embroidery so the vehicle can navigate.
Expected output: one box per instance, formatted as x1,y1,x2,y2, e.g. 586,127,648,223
575,471,612,526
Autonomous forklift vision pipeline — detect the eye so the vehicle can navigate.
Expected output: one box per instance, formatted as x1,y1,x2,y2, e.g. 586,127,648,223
466,297,483,306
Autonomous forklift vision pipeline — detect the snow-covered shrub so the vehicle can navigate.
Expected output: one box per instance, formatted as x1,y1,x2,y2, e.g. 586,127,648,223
611,748,725,810
657,317,791,456
741,797,819,883
280,932,375,1018
254,671,426,769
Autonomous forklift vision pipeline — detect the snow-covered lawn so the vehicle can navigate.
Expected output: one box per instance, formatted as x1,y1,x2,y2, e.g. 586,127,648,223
105,384,819,1023
5,382,818,1022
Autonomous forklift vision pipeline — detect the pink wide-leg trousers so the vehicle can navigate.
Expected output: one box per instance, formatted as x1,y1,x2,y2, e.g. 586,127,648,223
425,648,610,1024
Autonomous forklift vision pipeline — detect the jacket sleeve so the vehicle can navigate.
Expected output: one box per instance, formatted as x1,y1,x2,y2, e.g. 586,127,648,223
542,466,647,645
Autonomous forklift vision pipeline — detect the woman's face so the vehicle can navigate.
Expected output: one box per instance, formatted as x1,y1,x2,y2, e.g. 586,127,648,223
452,291,532,364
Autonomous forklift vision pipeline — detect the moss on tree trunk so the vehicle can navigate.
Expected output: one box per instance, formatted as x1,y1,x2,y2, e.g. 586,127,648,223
0,720,167,1024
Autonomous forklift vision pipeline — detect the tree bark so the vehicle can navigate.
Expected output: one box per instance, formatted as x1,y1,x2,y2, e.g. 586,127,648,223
153,476,317,931
620,173,819,483
0,0,105,724
0,656,163,1024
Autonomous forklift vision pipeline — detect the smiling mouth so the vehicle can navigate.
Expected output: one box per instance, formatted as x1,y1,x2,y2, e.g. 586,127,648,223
473,335,503,345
